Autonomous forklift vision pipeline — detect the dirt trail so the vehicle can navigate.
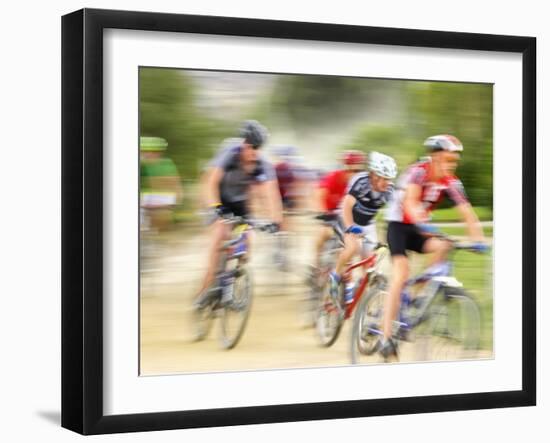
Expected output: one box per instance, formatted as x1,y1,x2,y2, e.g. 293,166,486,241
140,218,491,376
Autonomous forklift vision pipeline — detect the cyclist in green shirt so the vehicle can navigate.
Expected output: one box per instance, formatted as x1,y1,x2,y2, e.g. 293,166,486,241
140,136,183,232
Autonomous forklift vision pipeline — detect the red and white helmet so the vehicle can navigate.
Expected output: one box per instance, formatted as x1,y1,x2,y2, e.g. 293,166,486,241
342,150,366,169
424,134,463,152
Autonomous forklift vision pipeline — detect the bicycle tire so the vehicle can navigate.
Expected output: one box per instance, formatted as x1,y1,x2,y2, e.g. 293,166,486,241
315,279,345,347
413,286,481,362
349,275,388,364
300,266,321,329
219,267,253,350
191,293,216,342
300,237,341,329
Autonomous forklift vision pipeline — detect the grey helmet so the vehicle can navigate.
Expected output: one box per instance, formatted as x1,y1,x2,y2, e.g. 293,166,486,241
239,120,269,148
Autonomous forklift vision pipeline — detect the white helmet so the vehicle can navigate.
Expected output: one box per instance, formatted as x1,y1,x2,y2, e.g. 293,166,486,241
424,134,463,152
368,151,397,179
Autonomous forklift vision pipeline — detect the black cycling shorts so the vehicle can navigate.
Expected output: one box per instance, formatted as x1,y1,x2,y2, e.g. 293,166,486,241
221,200,249,218
387,221,428,256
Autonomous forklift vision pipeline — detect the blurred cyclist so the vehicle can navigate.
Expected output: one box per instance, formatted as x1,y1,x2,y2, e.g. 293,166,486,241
194,120,283,306
271,145,301,271
329,152,397,304
140,136,183,232
377,134,487,361
313,150,366,269
273,145,300,213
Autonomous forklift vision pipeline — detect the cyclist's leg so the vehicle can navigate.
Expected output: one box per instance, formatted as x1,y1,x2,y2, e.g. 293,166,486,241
422,236,452,265
199,200,248,295
360,223,378,258
233,200,252,260
196,219,230,295
382,222,420,340
383,255,409,339
314,225,333,268
335,233,361,275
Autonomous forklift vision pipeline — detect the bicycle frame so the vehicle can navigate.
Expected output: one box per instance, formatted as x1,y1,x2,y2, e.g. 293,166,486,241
341,253,379,320
223,224,249,258
383,247,467,336
217,218,271,287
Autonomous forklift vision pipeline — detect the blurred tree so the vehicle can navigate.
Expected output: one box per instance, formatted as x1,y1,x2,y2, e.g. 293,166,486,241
343,82,493,208
406,82,493,207
139,68,230,181
271,75,387,127
343,124,421,169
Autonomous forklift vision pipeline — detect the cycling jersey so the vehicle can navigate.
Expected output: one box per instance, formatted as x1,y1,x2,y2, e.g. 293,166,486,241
140,157,180,213
386,160,468,224
275,162,296,200
319,170,348,211
210,143,276,206
346,172,394,226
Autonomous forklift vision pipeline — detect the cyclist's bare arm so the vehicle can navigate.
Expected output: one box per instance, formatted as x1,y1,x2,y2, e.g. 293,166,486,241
341,194,357,230
206,166,224,207
258,179,283,224
166,175,184,204
455,202,485,242
403,183,428,224
315,187,328,212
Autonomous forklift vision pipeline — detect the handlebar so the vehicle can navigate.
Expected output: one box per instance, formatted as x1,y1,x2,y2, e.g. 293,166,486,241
430,231,490,253
222,215,277,233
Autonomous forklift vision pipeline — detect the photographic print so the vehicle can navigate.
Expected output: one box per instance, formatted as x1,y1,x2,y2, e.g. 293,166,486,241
62,9,535,434
138,67,494,376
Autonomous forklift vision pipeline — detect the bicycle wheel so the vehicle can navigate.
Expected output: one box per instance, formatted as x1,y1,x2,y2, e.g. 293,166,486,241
315,278,345,347
299,265,321,328
301,237,341,329
191,289,217,342
350,276,388,364
219,267,253,350
413,287,481,362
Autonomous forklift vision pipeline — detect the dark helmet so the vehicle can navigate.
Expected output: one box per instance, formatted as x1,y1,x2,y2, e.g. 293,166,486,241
239,120,268,148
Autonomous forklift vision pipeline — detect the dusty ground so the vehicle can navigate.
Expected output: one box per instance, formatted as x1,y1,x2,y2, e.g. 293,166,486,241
140,217,491,376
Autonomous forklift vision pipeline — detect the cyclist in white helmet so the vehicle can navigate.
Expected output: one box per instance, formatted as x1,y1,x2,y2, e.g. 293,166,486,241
377,134,488,361
329,151,397,304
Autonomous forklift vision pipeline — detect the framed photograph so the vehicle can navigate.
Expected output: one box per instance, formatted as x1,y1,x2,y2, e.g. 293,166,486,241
62,8,536,435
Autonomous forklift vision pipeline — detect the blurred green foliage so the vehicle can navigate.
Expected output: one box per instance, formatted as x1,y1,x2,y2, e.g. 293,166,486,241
140,68,492,208
430,206,493,222
407,82,493,207
139,68,230,180
343,82,493,207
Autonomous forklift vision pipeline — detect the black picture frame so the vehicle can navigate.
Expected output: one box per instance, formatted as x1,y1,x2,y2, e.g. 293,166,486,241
61,8,536,435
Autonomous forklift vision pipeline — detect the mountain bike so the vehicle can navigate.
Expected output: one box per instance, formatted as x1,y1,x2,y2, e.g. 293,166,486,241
301,214,344,328
314,228,388,347
191,216,272,349
350,234,486,364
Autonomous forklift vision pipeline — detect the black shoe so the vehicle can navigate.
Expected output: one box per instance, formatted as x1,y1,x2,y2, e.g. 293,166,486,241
375,338,399,362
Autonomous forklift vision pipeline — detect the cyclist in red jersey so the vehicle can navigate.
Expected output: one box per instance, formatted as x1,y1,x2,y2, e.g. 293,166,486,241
312,150,366,268
377,135,488,361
